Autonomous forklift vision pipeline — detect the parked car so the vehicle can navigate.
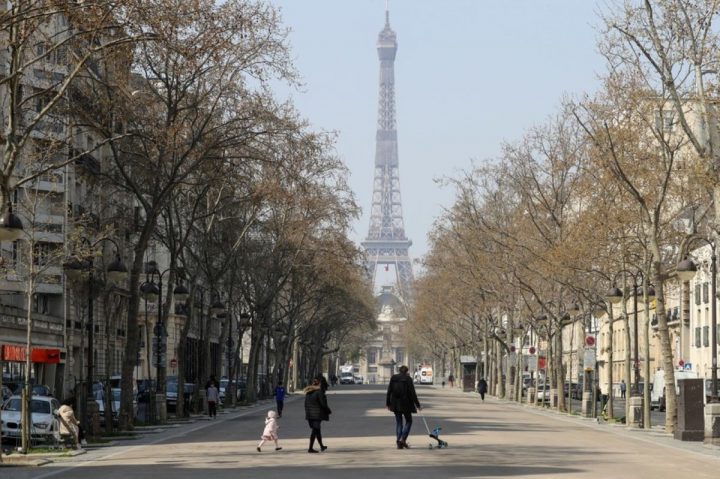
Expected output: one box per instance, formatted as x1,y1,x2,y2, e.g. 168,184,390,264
1,385,11,401
95,388,138,423
536,383,551,403
13,384,52,397
564,382,582,399
166,382,195,412
1,395,61,441
136,379,156,403
353,375,364,385
219,379,245,402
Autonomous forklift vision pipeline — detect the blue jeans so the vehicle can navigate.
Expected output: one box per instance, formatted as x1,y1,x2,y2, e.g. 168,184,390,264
395,411,412,441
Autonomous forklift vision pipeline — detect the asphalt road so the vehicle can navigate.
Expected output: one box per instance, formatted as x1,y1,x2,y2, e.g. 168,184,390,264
4,385,720,479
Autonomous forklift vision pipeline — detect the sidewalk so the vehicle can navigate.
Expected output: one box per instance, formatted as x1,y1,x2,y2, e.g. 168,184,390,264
488,392,720,461
0,396,280,468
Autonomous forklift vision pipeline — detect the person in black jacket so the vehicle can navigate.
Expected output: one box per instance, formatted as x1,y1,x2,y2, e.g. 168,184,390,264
304,375,330,453
386,365,421,449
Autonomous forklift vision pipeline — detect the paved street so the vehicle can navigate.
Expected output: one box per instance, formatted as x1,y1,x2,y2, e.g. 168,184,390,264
4,385,720,479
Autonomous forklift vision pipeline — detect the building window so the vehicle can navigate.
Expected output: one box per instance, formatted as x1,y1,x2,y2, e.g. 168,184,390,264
395,348,404,364
367,348,376,365
704,326,710,347
33,294,49,314
695,327,702,348
703,283,710,303
33,242,58,266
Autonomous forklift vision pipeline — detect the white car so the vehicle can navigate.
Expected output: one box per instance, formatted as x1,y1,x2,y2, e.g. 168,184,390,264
95,388,137,422
353,375,364,384
1,395,60,441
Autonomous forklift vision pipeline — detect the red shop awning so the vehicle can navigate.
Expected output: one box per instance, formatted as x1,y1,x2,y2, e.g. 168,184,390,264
1,345,61,364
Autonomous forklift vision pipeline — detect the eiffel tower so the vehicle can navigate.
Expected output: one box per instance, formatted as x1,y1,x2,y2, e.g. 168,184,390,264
361,9,414,301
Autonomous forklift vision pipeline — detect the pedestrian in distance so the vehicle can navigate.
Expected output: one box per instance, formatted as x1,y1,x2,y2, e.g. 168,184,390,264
275,382,286,417
57,398,86,448
304,375,331,453
386,365,422,449
477,377,488,401
257,410,282,452
441,380,445,388
448,374,455,388
207,380,219,418
620,379,626,399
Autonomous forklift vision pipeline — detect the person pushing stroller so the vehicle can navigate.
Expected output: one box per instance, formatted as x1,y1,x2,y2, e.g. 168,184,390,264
386,365,422,449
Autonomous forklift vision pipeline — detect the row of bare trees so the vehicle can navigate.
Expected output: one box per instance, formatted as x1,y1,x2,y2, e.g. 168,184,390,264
1,0,375,437
410,0,720,435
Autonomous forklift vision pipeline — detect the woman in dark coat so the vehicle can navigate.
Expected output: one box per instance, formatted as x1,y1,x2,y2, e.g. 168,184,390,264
304,375,330,453
477,377,488,401
386,365,421,449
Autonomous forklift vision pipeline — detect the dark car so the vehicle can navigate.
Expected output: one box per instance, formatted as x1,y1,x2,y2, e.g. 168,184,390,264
166,382,195,412
136,379,157,403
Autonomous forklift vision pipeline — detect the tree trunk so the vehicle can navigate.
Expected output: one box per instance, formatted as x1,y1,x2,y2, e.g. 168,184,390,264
607,306,615,420
120,220,157,430
21,279,34,452
622,294,631,420
648,237,677,434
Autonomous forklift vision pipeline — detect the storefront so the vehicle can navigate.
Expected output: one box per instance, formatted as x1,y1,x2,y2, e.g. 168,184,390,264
1,344,64,396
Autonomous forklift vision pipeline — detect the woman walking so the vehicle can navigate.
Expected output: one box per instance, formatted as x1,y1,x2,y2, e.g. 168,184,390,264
304,375,331,453
386,365,422,449
477,377,488,401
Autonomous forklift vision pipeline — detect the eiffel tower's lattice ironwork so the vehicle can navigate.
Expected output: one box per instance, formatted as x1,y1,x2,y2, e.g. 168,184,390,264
361,10,414,300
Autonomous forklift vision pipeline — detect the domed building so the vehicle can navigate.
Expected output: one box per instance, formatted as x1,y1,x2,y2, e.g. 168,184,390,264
358,286,410,384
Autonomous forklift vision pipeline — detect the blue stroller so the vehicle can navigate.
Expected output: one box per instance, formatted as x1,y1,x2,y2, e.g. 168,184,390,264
419,411,448,449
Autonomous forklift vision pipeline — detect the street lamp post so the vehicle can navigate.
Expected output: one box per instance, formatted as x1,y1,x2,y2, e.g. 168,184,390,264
605,274,655,396
677,250,717,402
534,314,548,407
140,264,189,422
677,244,720,446
606,272,655,428
64,239,127,435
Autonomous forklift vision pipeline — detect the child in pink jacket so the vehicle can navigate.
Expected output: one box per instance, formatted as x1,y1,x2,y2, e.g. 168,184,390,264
257,410,282,452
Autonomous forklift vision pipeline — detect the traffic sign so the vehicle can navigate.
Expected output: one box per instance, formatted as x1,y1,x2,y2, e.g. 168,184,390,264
583,349,596,371
585,336,596,347
527,355,538,372
529,346,536,354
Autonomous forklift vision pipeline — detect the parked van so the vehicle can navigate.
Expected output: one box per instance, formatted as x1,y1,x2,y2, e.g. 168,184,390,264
419,366,433,385
651,369,698,411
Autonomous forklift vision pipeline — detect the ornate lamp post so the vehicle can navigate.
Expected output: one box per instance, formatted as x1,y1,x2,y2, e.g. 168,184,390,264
63,238,128,436
605,272,655,428
605,275,656,398
677,254,715,402
140,264,188,423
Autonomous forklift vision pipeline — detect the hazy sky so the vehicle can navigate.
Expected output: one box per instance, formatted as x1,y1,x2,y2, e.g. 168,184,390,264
269,0,607,261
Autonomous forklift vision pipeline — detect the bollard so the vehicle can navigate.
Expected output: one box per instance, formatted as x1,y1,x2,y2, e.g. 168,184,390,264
199,389,208,415
156,393,167,424
704,402,720,445
627,396,643,428
581,390,593,417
